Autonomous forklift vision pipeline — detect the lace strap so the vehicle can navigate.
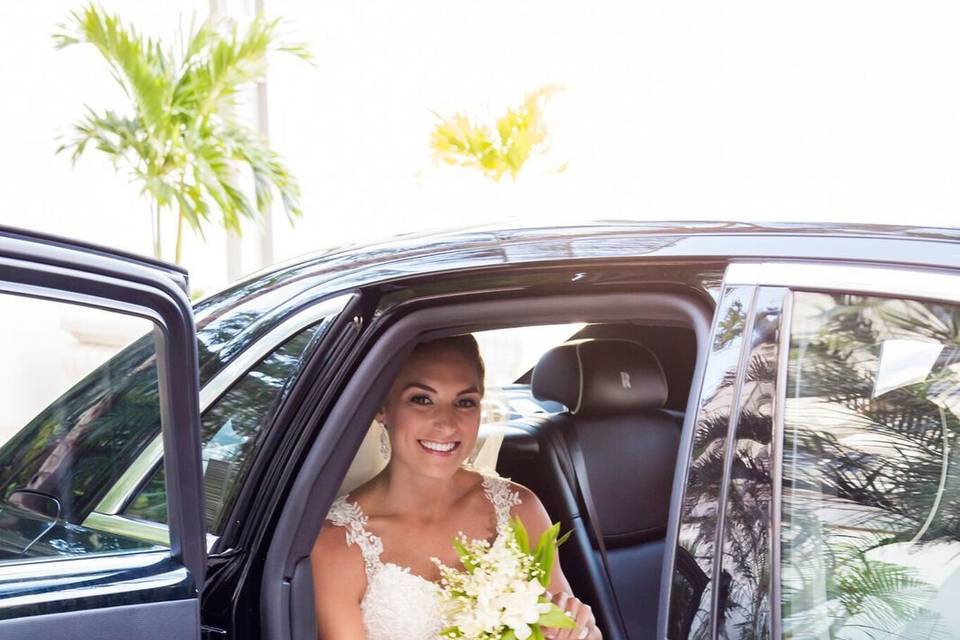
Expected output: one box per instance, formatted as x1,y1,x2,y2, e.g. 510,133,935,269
326,495,384,576
481,473,522,531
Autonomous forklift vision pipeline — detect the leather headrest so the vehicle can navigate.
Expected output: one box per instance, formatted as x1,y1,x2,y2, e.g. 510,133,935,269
531,339,668,415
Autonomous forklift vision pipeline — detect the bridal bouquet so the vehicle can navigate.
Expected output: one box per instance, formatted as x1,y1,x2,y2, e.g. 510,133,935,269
432,518,576,640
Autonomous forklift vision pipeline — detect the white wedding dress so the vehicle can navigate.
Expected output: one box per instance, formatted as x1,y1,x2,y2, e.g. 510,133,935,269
325,470,521,640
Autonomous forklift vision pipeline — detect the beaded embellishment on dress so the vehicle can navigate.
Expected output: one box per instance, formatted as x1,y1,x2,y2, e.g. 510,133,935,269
324,470,521,640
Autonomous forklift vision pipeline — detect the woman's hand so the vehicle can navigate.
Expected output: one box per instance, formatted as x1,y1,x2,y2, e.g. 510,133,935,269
542,591,601,640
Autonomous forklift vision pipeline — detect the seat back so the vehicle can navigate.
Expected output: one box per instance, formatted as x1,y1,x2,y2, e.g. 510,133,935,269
500,338,682,640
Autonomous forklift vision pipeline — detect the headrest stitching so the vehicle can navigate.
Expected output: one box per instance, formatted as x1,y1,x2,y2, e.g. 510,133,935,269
572,341,584,415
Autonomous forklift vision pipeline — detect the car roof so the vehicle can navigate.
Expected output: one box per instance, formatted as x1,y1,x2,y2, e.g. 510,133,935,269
188,219,960,371
216,219,960,297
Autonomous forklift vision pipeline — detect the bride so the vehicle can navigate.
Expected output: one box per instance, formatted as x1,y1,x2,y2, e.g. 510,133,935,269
310,334,602,640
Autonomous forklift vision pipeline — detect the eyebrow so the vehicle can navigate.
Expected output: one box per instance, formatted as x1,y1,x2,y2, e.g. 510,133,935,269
402,382,481,395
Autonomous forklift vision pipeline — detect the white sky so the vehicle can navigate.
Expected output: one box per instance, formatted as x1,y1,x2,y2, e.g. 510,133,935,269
2,1,960,293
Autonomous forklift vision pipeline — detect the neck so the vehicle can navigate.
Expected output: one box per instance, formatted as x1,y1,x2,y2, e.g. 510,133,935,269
377,461,466,520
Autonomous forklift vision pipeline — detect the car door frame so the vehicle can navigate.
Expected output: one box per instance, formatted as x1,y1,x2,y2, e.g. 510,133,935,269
261,287,715,640
661,258,960,640
0,230,205,635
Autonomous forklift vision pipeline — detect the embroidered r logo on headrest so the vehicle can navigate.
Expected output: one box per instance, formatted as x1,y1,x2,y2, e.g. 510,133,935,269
620,371,632,389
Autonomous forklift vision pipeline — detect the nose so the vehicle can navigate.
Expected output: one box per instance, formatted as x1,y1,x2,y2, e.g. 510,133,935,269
432,404,458,431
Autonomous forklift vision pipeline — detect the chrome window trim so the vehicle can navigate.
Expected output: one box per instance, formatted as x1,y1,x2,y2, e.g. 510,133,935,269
84,511,218,550
95,437,164,516
88,293,352,522
0,549,171,578
724,261,960,304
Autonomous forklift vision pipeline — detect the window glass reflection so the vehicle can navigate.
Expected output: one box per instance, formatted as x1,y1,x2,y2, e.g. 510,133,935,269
124,322,321,534
718,288,784,640
782,293,960,640
0,293,163,562
670,285,755,639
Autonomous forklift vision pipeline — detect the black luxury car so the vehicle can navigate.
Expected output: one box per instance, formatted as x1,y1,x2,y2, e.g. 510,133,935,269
1,221,959,640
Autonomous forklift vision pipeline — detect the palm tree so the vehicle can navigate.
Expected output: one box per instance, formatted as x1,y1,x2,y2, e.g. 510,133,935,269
54,4,310,264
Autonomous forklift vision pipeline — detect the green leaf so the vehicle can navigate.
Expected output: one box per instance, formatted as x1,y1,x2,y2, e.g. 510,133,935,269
511,516,530,554
451,538,477,573
538,604,576,629
502,630,517,640
533,522,561,586
557,529,573,547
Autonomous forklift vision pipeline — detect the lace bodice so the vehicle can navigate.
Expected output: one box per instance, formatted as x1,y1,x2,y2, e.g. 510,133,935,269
325,470,521,640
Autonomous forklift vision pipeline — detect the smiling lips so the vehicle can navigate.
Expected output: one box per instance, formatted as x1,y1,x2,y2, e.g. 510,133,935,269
418,439,460,456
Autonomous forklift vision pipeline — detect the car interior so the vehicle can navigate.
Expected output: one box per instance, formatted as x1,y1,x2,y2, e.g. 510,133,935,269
264,291,713,640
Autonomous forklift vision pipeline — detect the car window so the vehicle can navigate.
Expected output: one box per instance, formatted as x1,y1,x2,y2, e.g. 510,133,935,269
0,292,165,561
781,292,960,639
122,322,322,535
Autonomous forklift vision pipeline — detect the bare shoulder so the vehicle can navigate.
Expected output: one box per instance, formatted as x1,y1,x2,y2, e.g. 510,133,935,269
310,519,366,596
311,518,354,559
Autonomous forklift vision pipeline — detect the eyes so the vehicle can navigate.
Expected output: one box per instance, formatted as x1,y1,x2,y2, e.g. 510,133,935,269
408,394,479,409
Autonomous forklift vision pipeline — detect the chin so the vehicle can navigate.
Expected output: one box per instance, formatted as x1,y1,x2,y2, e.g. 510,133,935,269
396,450,468,479
420,456,468,478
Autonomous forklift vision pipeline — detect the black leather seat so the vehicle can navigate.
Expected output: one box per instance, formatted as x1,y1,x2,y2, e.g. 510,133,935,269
497,338,682,640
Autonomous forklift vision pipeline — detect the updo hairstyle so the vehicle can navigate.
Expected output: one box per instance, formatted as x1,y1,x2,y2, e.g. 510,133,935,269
411,334,486,394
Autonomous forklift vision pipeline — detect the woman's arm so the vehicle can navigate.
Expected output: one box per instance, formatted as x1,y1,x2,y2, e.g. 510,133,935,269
512,484,601,640
309,523,368,640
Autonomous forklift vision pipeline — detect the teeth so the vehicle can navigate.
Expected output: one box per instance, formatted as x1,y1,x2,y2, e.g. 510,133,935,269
420,440,457,452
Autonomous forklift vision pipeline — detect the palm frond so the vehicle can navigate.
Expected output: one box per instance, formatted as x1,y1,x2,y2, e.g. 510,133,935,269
54,5,173,130
57,107,144,166
58,5,310,263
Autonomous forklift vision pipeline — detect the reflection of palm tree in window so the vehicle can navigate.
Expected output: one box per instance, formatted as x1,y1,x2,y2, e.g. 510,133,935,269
782,294,960,639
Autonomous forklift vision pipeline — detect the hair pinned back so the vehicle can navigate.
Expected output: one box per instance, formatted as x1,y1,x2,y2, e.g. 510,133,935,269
412,334,486,393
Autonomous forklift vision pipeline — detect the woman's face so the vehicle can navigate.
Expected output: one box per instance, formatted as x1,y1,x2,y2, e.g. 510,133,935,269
377,345,483,479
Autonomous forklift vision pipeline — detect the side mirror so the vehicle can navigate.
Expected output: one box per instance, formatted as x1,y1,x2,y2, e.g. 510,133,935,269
2,489,62,555
7,489,61,521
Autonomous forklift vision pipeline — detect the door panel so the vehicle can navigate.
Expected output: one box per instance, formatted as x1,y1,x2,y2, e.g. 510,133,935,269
714,287,786,640
665,278,790,640
0,232,203,637
0,599,198,640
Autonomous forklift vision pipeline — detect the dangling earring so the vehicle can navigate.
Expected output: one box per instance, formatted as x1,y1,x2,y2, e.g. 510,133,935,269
379,423,391,460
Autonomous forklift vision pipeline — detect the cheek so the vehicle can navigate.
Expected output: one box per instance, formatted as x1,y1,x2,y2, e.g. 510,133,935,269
459,409,482,434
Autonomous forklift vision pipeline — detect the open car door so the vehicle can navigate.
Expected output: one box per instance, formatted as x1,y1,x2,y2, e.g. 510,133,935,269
0,228,205,639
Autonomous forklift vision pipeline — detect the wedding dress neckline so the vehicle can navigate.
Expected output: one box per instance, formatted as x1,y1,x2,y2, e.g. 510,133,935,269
327,468,521,587
325,469,522,640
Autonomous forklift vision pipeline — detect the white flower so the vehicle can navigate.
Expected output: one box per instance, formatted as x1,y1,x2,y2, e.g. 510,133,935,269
435,528,555,640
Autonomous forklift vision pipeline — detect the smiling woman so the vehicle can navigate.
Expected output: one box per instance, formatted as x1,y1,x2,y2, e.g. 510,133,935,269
376,336,485,476
309,334,601,640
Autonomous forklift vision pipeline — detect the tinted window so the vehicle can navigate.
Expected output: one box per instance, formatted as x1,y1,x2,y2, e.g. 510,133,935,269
0,293,164,561
123,323,321,534
781,292,960,639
